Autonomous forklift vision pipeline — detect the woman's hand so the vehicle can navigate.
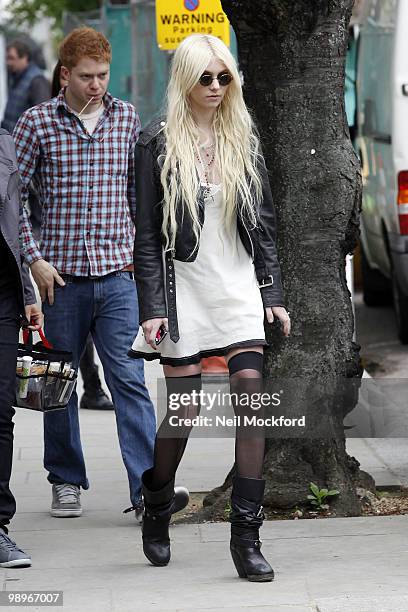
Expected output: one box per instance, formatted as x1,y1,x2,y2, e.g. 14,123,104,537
142,317,169,350
265,306,291,337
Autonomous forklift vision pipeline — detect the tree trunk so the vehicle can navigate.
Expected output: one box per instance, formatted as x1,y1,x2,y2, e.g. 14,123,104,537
199,0,372,520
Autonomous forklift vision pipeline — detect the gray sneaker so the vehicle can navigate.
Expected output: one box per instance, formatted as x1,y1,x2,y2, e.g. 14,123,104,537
51,484,82,518
0,528,31,568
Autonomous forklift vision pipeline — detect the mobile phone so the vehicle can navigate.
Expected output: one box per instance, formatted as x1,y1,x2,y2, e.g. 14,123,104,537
155,325,168,346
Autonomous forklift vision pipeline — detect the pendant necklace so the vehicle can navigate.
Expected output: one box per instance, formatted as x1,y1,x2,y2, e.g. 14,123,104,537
195,141,216,201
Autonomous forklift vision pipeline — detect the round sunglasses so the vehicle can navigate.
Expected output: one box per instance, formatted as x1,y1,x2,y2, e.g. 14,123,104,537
198,72,233,87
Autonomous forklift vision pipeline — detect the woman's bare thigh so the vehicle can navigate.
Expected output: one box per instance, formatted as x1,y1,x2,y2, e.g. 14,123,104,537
163,363,202,378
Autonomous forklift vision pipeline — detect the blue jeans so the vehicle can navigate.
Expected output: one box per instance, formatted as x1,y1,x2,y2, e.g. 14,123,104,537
42,272,156,505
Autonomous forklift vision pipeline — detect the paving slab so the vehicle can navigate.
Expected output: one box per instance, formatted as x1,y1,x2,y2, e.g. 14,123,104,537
315,595,408,612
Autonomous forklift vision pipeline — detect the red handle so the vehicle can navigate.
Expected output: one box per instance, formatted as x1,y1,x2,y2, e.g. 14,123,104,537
23,327,53,349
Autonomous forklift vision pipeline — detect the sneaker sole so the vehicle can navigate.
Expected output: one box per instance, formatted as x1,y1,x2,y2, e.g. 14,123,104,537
0,559,32,568
50,509,82,518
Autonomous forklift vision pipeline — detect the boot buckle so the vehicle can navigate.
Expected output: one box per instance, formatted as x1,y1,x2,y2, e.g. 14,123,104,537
256,505,265,519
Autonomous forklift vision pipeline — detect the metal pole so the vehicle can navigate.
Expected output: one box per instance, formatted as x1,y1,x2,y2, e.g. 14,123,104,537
130,0,141,108
100,2,107,36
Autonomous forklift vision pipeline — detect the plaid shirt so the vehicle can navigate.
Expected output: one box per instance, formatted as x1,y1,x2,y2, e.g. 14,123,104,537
14,89,140,276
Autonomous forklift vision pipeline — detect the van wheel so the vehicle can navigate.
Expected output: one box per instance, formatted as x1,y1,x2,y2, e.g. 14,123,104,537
360,244,392,306
392,273,408,344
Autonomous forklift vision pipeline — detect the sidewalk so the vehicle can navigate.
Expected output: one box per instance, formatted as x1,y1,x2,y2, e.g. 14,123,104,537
2,360,408,611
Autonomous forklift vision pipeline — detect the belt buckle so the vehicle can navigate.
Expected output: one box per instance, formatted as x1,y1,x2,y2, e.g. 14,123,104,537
258,274,273,288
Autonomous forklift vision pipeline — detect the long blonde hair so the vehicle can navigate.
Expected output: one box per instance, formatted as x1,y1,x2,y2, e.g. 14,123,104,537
160,34,263,254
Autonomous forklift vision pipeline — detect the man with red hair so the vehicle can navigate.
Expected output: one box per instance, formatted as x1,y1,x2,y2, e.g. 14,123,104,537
13,27,155,522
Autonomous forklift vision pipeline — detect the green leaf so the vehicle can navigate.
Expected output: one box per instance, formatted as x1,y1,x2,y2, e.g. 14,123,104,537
327,489,340,496
309,482,320,496
307,495,316,500
320,489,328,496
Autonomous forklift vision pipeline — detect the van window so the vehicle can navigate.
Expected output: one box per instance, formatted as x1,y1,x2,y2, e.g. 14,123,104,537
379,0,397,26
368,0,378,22
368,0,396,27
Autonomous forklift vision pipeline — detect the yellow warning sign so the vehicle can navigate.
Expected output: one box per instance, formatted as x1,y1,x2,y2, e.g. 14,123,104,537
156,0,231,50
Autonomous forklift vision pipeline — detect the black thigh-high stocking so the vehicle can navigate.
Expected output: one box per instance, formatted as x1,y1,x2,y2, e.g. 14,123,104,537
228,352,265,480
149,373,202,491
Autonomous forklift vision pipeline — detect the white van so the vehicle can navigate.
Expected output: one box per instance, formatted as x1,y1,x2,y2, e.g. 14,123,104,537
357,0,408,342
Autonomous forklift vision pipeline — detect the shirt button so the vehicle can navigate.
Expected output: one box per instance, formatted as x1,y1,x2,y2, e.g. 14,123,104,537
90,161,94,166
89,184,93,189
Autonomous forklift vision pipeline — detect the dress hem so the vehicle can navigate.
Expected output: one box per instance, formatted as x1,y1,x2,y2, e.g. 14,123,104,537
128,339,268,366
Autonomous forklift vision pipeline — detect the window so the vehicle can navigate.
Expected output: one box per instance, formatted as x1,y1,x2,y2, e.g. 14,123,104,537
378,0,397,26
368,0,396,26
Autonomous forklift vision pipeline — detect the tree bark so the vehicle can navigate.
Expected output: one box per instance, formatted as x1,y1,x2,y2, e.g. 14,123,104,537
199,0,372,520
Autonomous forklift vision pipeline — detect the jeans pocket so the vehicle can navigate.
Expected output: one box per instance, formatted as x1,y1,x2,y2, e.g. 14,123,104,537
117,271,135,282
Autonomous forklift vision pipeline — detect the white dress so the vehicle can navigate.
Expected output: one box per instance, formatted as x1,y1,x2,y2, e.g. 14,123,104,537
130,185,267,365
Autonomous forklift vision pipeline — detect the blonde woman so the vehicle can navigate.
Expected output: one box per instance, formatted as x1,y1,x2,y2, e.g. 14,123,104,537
129,33,290,582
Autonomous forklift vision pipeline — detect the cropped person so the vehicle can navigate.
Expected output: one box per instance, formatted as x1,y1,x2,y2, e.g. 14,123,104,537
0,129,42,567
1,39,50,134
2,39,51,247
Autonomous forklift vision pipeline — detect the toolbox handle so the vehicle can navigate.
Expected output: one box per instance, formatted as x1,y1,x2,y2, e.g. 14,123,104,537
22,327,53,350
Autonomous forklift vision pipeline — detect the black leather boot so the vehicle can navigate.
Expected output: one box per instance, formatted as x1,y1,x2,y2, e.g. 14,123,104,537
79,336,114,410
230,476,274,582
80,382,114,410
141,470,189,567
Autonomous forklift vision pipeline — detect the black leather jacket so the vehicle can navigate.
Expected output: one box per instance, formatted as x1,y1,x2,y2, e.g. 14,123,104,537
133,118,284,327
0,129,36,313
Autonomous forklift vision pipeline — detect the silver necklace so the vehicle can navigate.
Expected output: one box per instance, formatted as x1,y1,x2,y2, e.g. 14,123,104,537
195,144,216,201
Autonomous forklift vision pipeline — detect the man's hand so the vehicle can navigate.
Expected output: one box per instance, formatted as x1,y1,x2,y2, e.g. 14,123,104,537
24,303,44,330
142,317,169,350
265,306,291,337
30,259,65,305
